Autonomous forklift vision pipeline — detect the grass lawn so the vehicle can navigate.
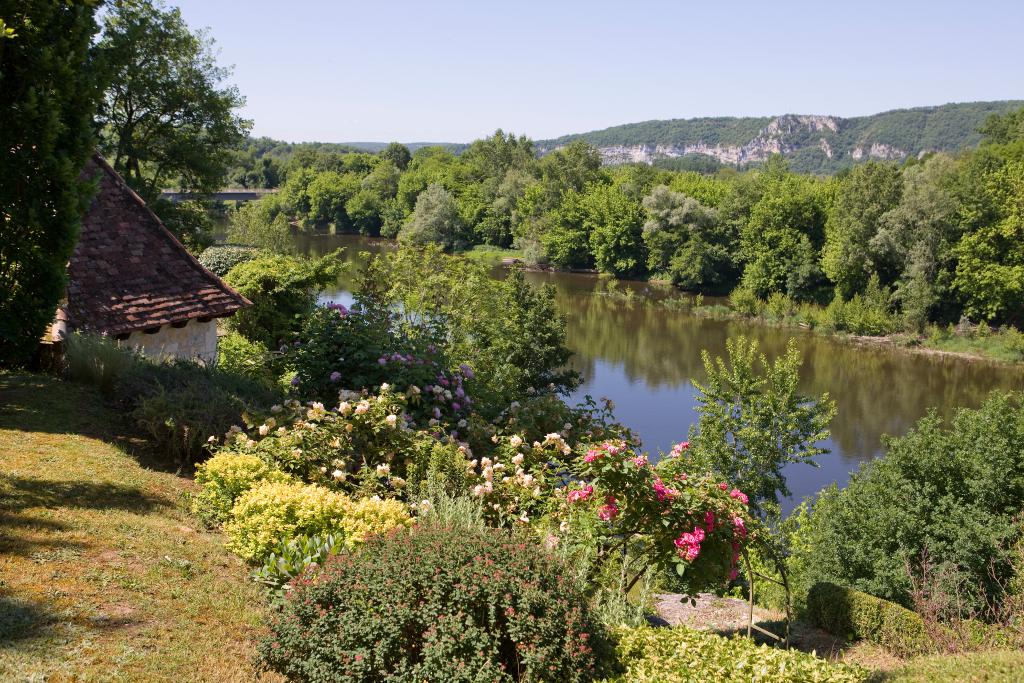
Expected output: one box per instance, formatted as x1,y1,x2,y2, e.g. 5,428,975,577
874,649,1024,682
0,373,276,682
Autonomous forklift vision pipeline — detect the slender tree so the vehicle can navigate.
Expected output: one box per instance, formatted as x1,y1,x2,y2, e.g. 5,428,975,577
0,1,101,366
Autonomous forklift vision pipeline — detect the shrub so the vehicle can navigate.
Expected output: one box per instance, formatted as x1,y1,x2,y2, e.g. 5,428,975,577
729,286,760,317
806,582,929,656
602,625,866,683
223,251,342,347
224,481,410,561
197,244,261,276
217,331,274,385
191,452,291,525
62,332,141,397
252,532,346,601
257,523,609,683
792,392,1024,616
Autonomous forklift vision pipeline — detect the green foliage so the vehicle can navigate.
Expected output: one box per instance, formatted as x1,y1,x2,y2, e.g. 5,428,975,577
223,480,409,561
151,197,215,252
792,393,1024,615
822,162,904,298
641,185,736,292
62,332,139,398
197,244,261,276
222,251,342,347
94,0,250,199
602,625,866,683
251,532,346,601
879,650,1024,683
688,337,836,520
378,142,412,171
584,184,647,278
257,523,609,683
399,183,470,251
216,330,274,385
0,0,100,366
227,197,293,251
191,452,292,525
806,583,929,656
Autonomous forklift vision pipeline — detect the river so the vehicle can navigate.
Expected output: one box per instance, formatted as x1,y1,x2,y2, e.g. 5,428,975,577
293,233,1024,512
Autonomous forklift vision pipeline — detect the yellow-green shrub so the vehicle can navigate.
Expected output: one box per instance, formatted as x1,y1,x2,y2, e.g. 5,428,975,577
224,481,352,561
224,481,413,561
602,625,866,682
339,497,413,545
191,452,291,524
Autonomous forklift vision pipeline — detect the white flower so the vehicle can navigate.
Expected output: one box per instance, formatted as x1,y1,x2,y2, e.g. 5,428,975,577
457,419,467,428
509,435,523,448
380,383,391,392
258,424,270,437
265,417,276,428
332,469,346,480
291,448,303,458
428,418,439,427
270,405,282,414
277,427,287,435
338,401,352,415
491,434,499,443
419,499,433,512
560,520,570,533
354,400,370,415
409,385,421,395
473,485,485,497
518,513,529,524
511,454,524,466
563,423,572,431
444,389,452,400
522,474,535,487
391,477,406,488
320,466,328,474
385,414,398,428
207,435,217,444
375,463,390,476
244,439,256,449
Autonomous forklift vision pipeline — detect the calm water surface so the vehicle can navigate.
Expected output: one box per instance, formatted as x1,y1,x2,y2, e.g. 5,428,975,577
295,233,1024,512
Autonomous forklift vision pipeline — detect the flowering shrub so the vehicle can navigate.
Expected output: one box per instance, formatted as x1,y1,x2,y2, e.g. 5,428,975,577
556,439,757,595
223,480,411,561
258,523,610,682
191,452,292,524
216,389,430,498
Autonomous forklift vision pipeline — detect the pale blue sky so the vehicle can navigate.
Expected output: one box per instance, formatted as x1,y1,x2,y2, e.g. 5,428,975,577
169,0,1024,143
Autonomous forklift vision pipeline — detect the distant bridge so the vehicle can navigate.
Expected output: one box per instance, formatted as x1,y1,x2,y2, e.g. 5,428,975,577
160,189,278,203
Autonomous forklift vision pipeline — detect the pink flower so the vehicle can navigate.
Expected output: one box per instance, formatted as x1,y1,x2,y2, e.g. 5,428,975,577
597,496,619,521
583,449,600,463
567,485,593,504
732,516,747,538
673,526,705,562
669,441,691,457
653,477,678,502
704,510,716,532
718,482,728,491
729,489,749,505
632,454,648,467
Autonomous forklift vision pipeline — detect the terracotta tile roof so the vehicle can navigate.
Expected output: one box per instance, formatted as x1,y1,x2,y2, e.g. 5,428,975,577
64,154,250,337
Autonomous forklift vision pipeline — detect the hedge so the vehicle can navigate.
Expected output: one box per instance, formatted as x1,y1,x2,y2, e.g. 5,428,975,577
601,625,866,683
806,582,929,656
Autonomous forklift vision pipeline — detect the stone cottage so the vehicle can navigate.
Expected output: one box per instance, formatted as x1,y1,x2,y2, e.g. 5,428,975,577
51,154,250,363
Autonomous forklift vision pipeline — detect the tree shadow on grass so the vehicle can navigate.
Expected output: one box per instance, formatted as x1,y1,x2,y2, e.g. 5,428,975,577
0,475,166,557
0,596,57,647
712,617,855,659
0,373,180,474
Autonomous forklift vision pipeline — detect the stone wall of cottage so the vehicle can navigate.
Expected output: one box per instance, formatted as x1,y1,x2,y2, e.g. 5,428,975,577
121,319,218,364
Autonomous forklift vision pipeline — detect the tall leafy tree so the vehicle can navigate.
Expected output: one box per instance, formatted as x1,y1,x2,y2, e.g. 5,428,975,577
821,161,903,298
94,0,250,198
0,1,100,366
399,183,470,252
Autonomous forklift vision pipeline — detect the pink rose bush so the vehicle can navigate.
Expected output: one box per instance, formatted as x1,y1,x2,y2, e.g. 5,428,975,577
561,439,756,594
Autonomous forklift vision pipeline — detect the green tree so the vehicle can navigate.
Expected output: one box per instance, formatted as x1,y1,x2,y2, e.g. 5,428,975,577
399,183,470,252
641,185,736,292
223,252,342,347
0,0,100,365
94,0,250,198
378,142,411,171
822,162,903,298
739,172,829,301
688,337,836,520
583,184,646,278
954,160,1024,322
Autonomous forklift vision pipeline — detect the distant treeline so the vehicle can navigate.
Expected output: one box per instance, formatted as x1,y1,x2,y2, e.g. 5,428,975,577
225,107,1024,331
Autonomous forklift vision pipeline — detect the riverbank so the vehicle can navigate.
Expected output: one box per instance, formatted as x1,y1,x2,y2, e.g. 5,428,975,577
0,373,274,682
